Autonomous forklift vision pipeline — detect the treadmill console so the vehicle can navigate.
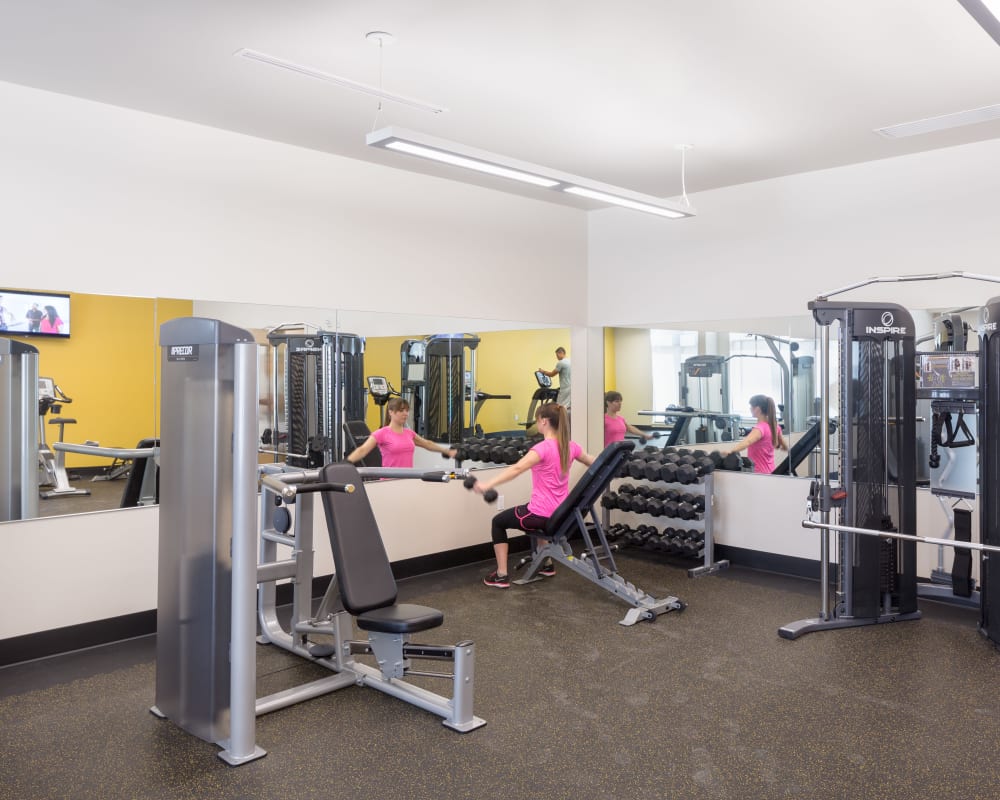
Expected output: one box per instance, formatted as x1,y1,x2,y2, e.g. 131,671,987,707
367,376,390,398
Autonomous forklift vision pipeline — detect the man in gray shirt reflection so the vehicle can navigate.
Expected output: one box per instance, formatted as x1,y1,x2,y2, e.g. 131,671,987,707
538,347,571,410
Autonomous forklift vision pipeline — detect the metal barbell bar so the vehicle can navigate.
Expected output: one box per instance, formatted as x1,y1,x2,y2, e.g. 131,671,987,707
801,519,1000,555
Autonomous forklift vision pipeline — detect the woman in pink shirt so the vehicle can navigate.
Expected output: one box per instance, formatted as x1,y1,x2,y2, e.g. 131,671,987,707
39,305,64,334
346,397,456,468
473,403,596,588
603,391,654,448
728,394,787,473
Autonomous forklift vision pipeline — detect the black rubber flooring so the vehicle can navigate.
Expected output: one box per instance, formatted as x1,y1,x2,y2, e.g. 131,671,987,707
2,556,999,800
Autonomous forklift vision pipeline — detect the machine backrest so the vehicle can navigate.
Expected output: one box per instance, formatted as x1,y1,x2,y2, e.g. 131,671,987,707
544,440,635,538
343,419,382,468
774,419,837,475
120,438,159,508
319,462,397,615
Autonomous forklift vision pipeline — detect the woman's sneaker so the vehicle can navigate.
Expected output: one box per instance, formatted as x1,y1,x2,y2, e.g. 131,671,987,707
539,559,556,577
483,571,510,588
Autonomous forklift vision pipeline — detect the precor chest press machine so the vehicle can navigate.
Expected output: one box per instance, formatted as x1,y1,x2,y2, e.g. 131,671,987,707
152,318,484,766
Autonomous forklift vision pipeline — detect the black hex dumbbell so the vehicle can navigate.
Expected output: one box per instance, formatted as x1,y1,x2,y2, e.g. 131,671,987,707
721,452,742,471
621,526,642,547
694,456,715,475
676,501,697,520
675,463,698,484
615,492,634,511
680,531,704,557
463,474,498,503
637,525,658,547
630,495,650,515
661,527,683,554
627,458,648,479
680,492,705,512
643,460,663,481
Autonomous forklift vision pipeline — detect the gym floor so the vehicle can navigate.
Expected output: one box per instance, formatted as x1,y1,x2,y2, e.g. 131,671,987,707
36,469,130,517
2,556,998,800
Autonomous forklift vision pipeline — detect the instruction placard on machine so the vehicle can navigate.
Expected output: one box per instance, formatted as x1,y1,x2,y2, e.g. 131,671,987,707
916,353,978,396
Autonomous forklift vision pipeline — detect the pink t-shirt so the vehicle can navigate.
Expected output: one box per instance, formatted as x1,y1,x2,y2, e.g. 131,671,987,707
371,426,417,468
527,438,583,517
604,415,627,448
747,421,775,474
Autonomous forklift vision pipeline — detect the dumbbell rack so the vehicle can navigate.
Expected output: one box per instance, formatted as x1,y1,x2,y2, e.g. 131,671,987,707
603,470,729,578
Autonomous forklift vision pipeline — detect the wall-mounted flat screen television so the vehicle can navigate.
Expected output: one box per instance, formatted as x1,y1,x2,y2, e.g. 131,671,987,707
0,289,72,338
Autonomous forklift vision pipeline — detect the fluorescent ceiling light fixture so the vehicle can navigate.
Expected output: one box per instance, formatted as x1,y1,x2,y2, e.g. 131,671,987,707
563,186,686,219
367,127,695,219
384,141,559,187
956,0,1000,48
235,48,447,115
874,103,1000,138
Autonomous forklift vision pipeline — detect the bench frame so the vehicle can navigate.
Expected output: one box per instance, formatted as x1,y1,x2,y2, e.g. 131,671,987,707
513,441,686,625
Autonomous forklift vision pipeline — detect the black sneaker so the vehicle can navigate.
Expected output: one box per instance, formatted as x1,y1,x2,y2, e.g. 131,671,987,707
483,571,510,588
539,560,556,577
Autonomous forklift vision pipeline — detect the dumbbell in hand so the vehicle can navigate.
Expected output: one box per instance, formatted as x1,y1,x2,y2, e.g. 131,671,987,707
463,474,498,503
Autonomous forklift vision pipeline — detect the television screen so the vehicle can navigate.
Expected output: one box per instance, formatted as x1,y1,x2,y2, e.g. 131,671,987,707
0,289,71,338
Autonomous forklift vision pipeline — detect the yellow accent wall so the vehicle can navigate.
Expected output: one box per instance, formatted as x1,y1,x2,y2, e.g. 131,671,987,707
10,292,192,468
604,327,616,393
362,328,571,436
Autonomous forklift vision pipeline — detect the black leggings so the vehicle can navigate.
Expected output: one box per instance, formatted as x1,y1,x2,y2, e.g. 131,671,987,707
491,505,549,545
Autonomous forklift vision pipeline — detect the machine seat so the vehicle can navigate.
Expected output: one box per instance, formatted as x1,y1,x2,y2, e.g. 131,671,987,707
320,462,444,634
357,604,444,634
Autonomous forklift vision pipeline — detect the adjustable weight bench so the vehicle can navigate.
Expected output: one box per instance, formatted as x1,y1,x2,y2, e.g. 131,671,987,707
317,462,485,732
513,440,686,626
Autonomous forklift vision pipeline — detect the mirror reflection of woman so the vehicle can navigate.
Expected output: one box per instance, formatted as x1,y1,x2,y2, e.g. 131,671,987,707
729,394,787,473
603,391,653,448
345,397,456,468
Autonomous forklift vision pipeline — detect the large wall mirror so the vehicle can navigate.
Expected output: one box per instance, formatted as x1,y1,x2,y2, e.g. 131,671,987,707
12,288,984,521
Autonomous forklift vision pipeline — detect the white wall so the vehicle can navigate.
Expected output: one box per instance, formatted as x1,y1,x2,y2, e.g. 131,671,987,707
0,80,588,324
0,508,160,640
588,136,1000,328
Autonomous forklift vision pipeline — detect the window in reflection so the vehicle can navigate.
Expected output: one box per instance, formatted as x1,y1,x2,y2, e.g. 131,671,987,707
650,329,698,410
727,334,791,419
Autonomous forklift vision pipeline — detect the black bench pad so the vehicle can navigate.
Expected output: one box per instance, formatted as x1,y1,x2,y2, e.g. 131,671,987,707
357,603,444,634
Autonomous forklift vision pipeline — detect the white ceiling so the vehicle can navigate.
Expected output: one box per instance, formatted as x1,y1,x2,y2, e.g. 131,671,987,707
2,0,1000,211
